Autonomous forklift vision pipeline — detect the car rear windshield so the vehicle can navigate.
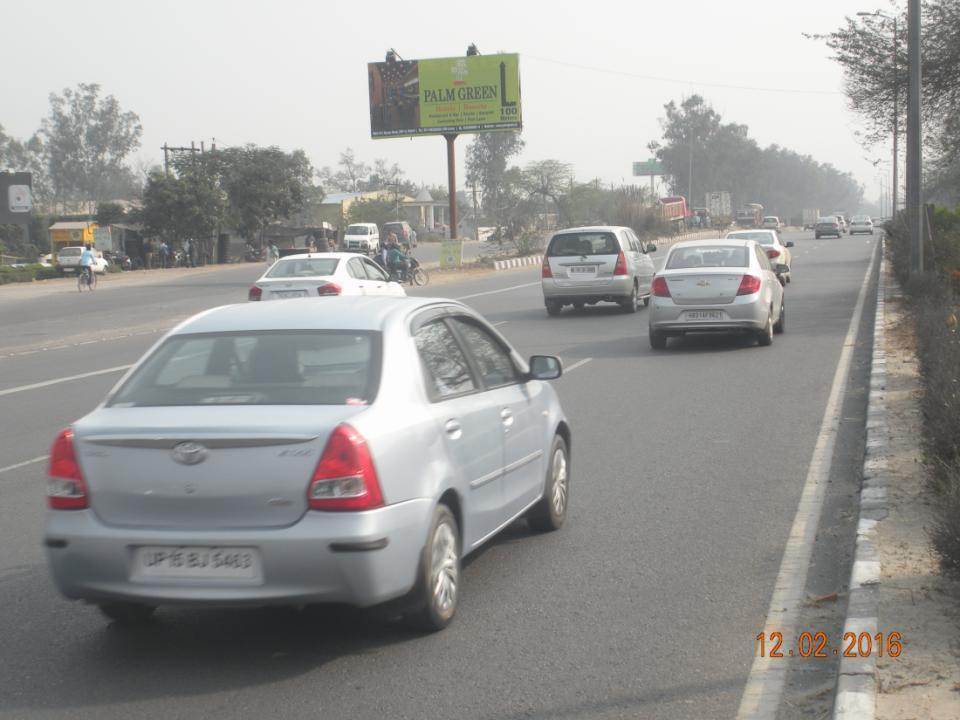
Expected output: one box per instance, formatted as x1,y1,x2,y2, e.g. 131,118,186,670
108,331,381,407
346,225,371,235
59,247,82,256
852,216,871,222
666,245,749,269
266,258,339,278
726,231,776,245
547,232,619,257
818,218,838,224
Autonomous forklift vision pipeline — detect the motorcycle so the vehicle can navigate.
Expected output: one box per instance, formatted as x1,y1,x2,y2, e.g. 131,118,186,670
389,255,428,286
103,250,132,271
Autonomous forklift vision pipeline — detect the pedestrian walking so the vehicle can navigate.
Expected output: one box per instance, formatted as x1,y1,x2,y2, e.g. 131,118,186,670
267,242,280,266
159,240,170,269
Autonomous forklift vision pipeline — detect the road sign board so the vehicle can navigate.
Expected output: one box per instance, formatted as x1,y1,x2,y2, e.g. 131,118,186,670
0,172,33,224
632,160,664,176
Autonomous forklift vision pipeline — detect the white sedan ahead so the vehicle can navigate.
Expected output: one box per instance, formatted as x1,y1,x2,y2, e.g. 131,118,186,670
249,252,406,301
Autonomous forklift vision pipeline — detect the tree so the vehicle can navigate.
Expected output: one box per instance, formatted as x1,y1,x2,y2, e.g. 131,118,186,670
39,83,142,204
465,132,525,229
318,148,371,192
346,198,398,227
95,201,126,226
141,168,225,253
521,159,573,226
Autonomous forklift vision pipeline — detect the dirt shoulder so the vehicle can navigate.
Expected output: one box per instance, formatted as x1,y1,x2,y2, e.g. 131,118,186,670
875,273,960,719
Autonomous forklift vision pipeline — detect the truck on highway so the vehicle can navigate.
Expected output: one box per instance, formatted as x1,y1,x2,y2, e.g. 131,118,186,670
705,191,732,228
735,203,764,228
659,196,691,230
802,209,819,230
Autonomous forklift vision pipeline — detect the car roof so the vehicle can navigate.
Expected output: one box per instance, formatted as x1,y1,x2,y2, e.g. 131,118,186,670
171,296,464,335
670,238,753,249
270,252,364,262
550,225,630,235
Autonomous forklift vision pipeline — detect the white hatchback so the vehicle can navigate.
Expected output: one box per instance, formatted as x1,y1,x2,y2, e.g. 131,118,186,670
249,253,406,301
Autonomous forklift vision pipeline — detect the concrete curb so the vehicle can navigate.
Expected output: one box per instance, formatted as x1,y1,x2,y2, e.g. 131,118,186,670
833,238,886,720
493,254,543,271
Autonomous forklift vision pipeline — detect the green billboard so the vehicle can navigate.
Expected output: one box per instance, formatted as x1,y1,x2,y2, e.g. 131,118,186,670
632,160,664,176
369,53,521,138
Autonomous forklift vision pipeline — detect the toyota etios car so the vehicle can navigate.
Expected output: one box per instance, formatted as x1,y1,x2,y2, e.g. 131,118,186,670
648,239,786,349
44,297,571,631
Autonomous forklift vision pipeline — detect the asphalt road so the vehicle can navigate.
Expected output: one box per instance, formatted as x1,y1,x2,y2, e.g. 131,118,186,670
0,230,880,719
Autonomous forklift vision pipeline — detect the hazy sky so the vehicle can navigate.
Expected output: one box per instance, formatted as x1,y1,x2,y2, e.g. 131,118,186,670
2,0,895,204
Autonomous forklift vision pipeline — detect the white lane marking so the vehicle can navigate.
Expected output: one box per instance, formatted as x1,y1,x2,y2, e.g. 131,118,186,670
0,364,132,397
0,455,48,475
736,241,879,719
563,358,592,373
454,281,540,300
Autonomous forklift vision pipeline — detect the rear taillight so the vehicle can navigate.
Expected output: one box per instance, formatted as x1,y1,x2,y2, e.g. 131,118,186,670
308,425,383,511
651,276,671,297
248,285,262,301
766,249,781,259
613,251,628,276
541,257,552,278
47,429,88,510
737,275,763,295
317,282,341,296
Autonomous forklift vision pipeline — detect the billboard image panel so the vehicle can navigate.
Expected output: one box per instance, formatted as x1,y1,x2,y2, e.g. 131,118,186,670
369,53,521,138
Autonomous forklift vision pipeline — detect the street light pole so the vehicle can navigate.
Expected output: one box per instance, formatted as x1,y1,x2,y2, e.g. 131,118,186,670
858,10,899,216
906,0,923,273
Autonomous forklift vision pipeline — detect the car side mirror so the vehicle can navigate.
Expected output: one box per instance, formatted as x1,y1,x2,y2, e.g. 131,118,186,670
775,263,790,274
785,241,794,247
646,244,657,253
528,355,562,381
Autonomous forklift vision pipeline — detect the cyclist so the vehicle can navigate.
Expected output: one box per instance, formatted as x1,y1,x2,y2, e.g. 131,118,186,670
79,243,98,286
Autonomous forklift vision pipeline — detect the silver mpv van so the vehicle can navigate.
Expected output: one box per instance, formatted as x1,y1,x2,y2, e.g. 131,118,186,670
540,226,657,316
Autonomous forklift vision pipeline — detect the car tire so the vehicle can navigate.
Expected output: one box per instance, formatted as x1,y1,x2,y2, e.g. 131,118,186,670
642,294,650,307
620,285,638,313
815,233,821,239
545,301,562,317
528,434,570,533
649,328,668,349
407,504,461,632
774,300,785,334
573,301,585,311
757,311,774,346
99,602,156,625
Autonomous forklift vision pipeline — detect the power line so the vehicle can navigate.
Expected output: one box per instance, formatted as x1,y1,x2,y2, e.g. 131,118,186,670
523,54,844,96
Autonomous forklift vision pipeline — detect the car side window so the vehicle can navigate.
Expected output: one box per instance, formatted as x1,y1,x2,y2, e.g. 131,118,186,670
414,320,477,400
755,246,773,271
347,258,367,280
621,231,635,253
362,259,389,281
449,317,520,389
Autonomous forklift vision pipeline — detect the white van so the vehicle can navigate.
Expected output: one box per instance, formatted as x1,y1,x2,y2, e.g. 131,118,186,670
343,223,380,253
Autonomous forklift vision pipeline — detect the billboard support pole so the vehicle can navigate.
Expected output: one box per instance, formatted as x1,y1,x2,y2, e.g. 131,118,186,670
445,134,458,238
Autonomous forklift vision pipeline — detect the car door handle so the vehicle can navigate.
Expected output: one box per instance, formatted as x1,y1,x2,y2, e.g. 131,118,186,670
444,419,462,440
500,408,514,429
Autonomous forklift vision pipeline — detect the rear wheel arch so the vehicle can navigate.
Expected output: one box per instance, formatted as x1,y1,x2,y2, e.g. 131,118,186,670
555,421,571,461
437,488,463,547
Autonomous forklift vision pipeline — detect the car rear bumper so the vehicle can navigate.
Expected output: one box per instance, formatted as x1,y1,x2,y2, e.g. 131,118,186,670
542,275,634,302
649,296,768,334
44,498,433,608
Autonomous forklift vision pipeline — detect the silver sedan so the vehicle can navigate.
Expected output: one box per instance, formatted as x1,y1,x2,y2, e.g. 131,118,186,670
44,297,571,631
648,239,786,349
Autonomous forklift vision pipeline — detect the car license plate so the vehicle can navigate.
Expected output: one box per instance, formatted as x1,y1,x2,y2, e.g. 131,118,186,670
134,546,260,579
567,265,596,278
274,290,307,298
684,310,724,321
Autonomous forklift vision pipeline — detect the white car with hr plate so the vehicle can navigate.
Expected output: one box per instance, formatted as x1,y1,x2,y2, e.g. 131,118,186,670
249,253,406,301
725,229,794,283
648,238,787,349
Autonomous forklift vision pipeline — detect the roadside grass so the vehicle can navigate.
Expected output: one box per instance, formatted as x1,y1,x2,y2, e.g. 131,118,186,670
887,208,960,574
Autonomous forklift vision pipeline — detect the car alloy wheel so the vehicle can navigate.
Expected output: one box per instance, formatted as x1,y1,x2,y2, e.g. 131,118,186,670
528,435,570,532
622,286,638,314
758,311,774,346
430,520,459,616
408,504,461,631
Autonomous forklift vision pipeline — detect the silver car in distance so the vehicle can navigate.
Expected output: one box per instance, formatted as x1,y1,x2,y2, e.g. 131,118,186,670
44,296,571,631
648,239,786,349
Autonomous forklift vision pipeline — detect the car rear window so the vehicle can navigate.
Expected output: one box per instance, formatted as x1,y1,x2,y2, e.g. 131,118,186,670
666,245,749,269
346,225,371,235
108,331,381,407
59,247,82,256
726,231,776,245
547,232,619,257
266,258,339,278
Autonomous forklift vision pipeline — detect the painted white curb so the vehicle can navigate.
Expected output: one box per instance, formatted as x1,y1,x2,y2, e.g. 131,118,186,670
493,254,543,271
833,237,886,720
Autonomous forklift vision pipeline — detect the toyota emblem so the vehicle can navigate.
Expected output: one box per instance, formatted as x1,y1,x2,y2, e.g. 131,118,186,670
171,442,208,466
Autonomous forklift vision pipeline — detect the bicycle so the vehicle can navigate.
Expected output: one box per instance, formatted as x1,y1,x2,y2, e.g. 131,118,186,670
77,267,97,292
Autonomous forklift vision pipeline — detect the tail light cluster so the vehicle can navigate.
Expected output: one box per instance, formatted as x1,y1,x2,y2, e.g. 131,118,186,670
307,424,383,511
541,257,552,278
613,251,628,276
766,248,781,259
248,285,262,301
317,282,341,296
651,276,671,297
47,429,88,510
737,275,763,295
